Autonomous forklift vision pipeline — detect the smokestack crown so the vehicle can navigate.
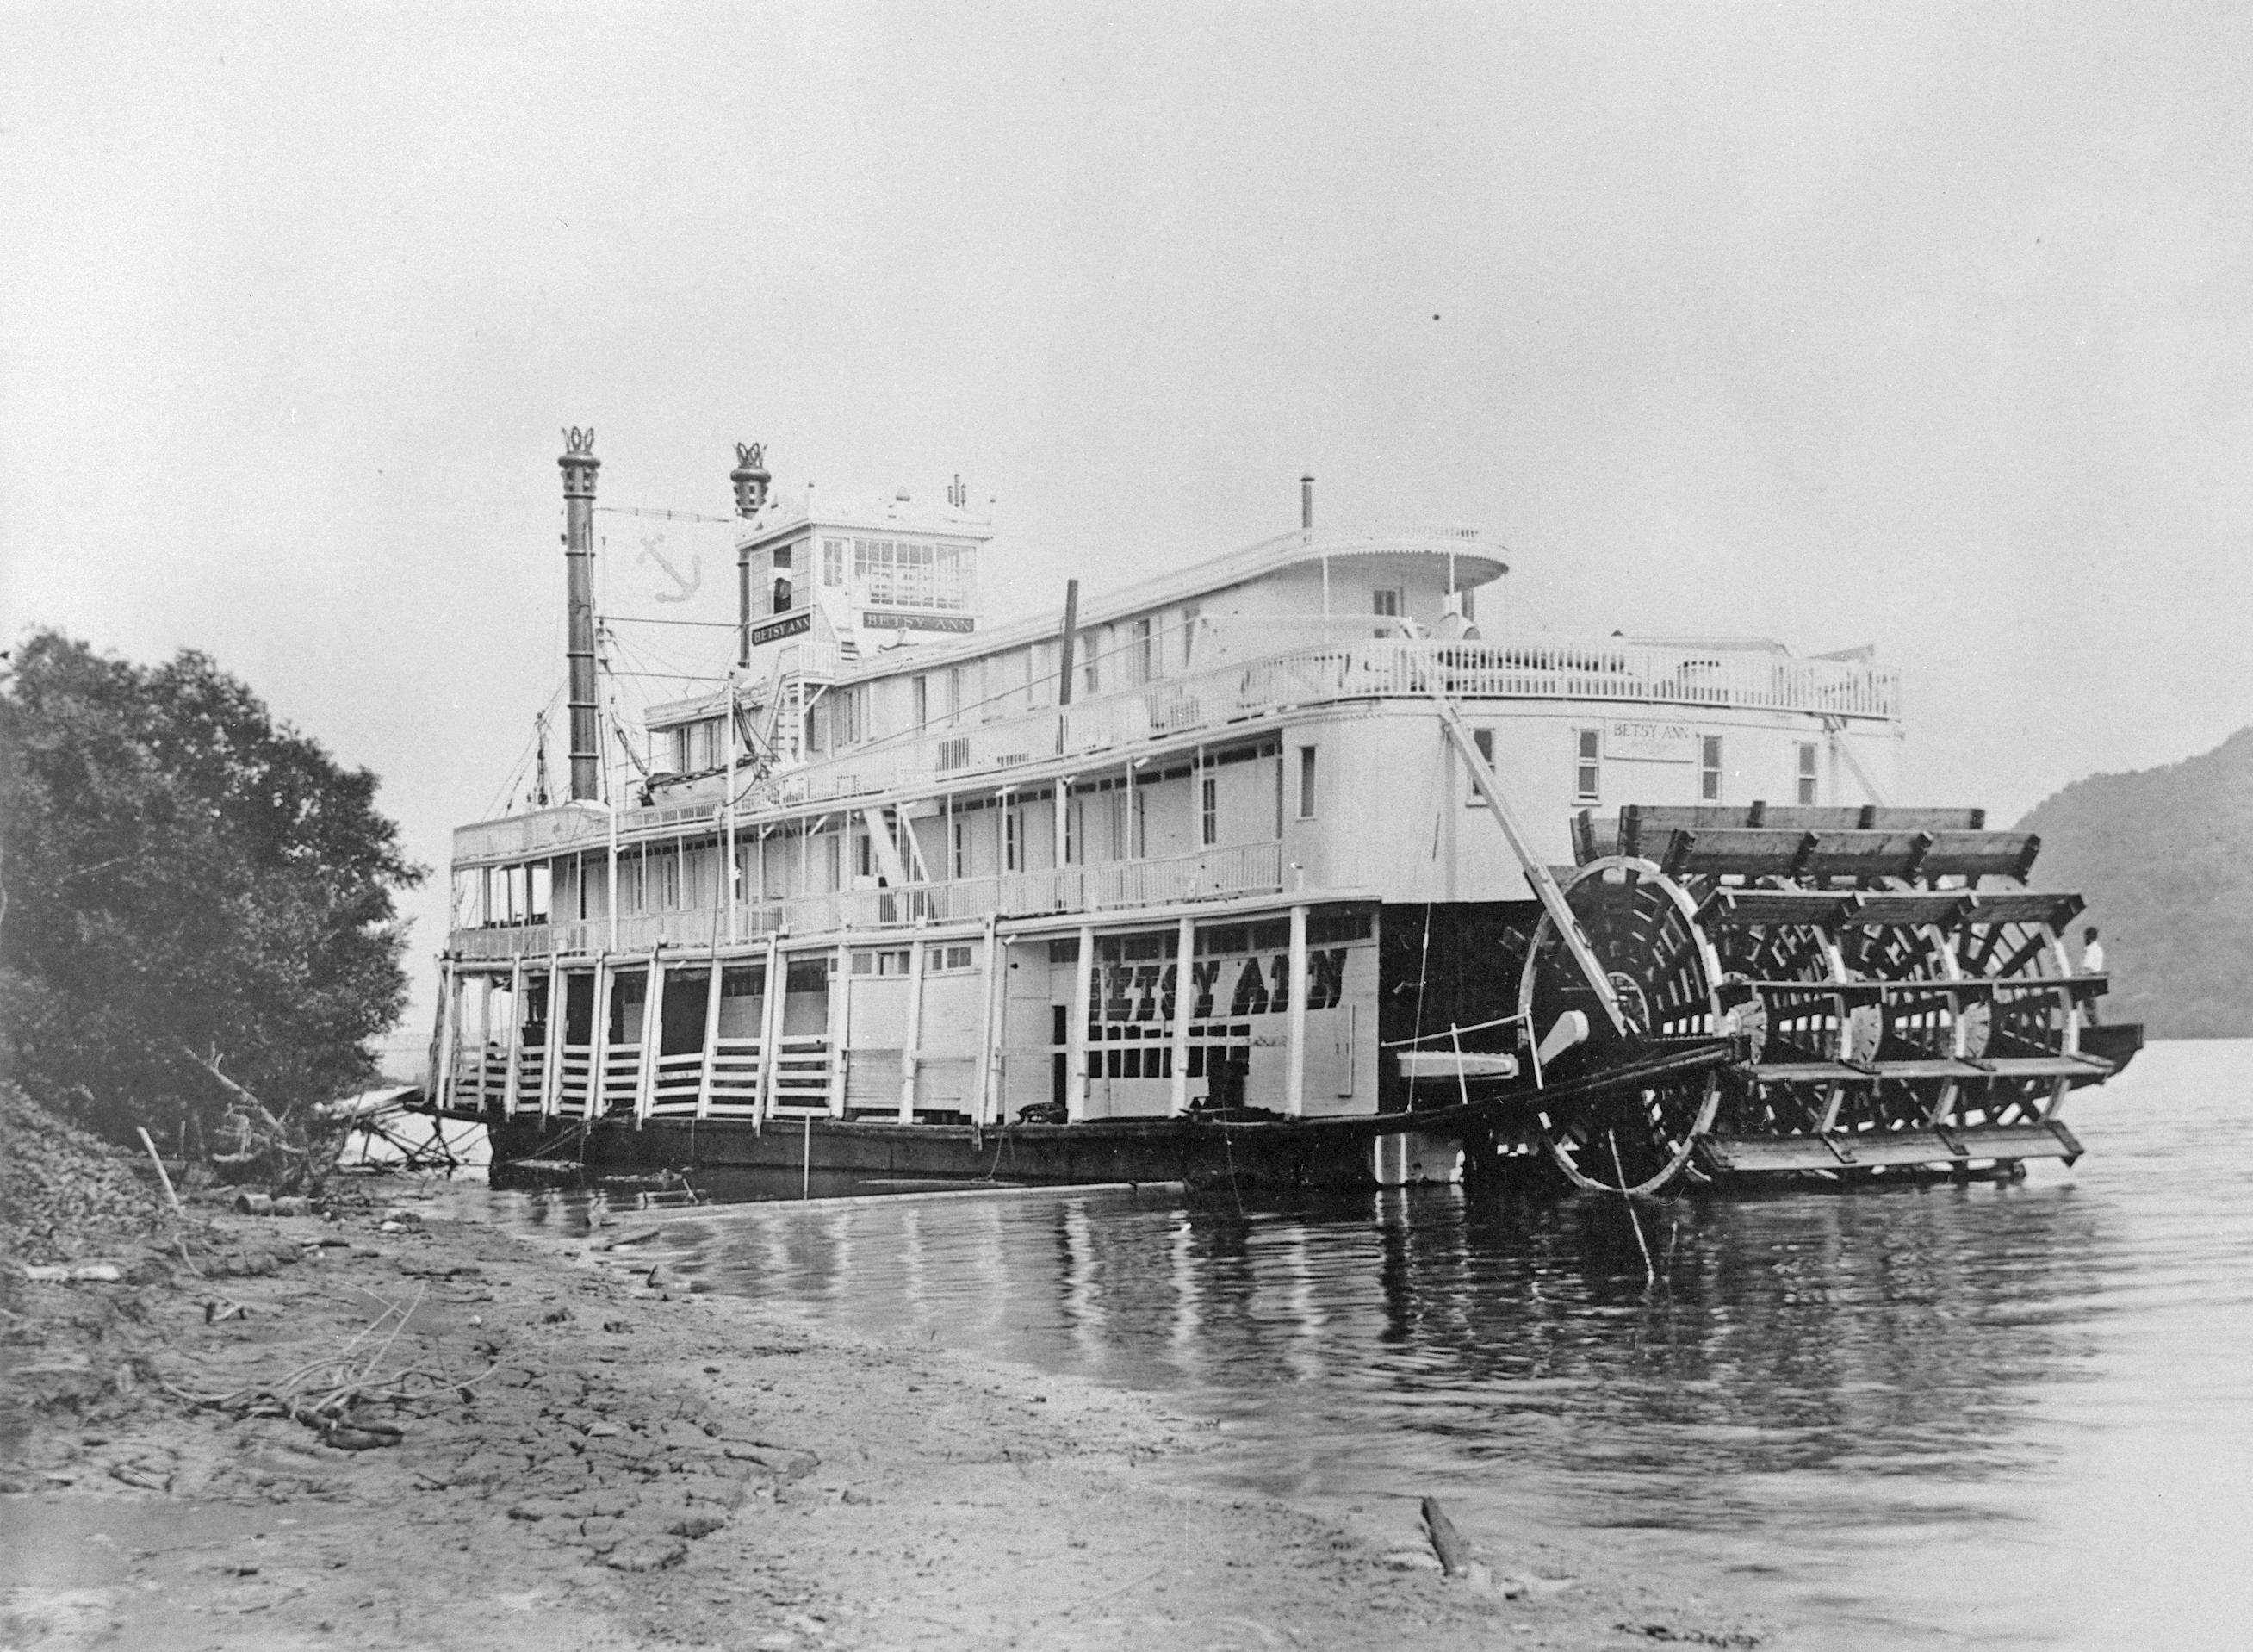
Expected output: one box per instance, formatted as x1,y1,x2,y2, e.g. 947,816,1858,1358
560,426,599,497
730,442,772,518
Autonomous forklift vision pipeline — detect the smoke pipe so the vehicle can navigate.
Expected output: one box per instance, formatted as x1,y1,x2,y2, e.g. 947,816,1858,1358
1301,474,1314,530
559,427,602,803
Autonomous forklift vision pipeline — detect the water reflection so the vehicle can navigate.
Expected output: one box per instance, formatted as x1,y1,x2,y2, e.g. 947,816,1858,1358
453,1043,2253,1648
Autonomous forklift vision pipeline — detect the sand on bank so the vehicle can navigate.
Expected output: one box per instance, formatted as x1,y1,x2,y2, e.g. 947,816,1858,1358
2,1185,1769,1651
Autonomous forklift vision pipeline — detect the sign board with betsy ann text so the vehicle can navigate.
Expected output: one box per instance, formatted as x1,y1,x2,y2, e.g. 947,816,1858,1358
1605,720,1699,762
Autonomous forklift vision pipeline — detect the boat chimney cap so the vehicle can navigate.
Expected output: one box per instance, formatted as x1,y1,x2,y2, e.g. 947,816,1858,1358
729,443,772,519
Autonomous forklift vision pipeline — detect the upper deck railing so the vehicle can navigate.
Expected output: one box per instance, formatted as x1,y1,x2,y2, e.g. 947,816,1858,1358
449,840,1286,961
454,635,1899,866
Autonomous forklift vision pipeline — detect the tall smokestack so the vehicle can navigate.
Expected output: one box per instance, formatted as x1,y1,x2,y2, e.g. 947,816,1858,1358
1300,474,1314,530
559,427,601,803
730,443,771,668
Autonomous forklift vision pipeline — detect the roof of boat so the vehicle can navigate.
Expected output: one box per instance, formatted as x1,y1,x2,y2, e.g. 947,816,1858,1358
835,524,1507,682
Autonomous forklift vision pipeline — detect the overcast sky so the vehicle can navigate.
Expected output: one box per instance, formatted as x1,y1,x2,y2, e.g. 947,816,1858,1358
7,3,2250,1067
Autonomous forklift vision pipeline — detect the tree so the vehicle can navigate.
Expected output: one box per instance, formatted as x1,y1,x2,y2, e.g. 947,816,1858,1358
0,630,425,1147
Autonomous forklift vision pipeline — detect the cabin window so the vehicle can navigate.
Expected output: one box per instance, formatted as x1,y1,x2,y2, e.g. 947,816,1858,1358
825,831,842,891
660,845,683,910
947,666,965,721
1064,792,1082,864
1797,742,1820,805
1002,806,1021,873
1133,618,1155,685
1297,746,1318,819
851,948,913,976
837,688,861,748
912,675,929,729
951,818,967,879
1467,727,1496,806
822,538,845,587
1373,587,1403,619
1700,736,1723,802
1182,604,1201,668
1200,774,1219,848
529,863,552,922
1574,729,1601,804
1082,631,1102,697
854,831,873,880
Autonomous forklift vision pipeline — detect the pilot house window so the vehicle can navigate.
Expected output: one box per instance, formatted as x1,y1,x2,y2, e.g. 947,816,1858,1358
1574,729,1601,804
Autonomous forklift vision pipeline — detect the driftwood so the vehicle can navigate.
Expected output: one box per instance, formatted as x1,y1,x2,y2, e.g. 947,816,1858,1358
1421,1495,1472,1577
179,1046,350,1193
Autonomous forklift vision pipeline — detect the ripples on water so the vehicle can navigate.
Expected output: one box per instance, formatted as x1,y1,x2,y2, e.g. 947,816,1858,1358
457,1040,2253,1650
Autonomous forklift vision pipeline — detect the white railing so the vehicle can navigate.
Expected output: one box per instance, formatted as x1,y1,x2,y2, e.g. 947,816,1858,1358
454,634,1899,865
449,840,1285,963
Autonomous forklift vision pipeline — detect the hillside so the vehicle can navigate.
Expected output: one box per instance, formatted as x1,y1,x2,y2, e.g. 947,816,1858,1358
2013,727,2253,1039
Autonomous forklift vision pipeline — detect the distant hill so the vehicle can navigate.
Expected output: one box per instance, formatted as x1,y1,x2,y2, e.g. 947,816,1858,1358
2013,727,2253,1038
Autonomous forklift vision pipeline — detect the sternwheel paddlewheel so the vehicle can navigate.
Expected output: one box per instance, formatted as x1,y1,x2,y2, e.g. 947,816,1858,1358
1540,804,2138,1187
1518,859,1722,1196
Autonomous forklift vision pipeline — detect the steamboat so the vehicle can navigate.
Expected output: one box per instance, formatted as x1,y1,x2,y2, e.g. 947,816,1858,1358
423,431,2140,1195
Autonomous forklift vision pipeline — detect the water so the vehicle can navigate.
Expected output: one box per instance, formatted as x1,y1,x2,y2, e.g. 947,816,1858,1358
454,1040,2253,1649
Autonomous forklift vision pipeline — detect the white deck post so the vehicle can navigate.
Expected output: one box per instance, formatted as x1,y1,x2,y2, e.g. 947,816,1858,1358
500,958,526,1117
538,959,567,1118
634,959,665,1122
1286,903,1309,1117
1068,922,1095,1122
975,916,1002,1127
828,942,849,1117
694,955,723,1120
899,938,926,1123
754,935,786,1128
433,959,459,1109
1170,915,1195,1115
588,960,616,1119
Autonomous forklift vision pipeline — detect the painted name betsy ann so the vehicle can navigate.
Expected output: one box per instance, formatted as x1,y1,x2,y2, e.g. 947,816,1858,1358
1605,720,1700,762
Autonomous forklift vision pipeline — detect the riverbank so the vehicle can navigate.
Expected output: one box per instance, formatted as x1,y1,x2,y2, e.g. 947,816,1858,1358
3,1174,1770,1650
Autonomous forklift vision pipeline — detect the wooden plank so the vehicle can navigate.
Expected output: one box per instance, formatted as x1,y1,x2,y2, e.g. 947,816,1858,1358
1840,891,1972,927
1700,889,1858,928
1798,830,1933,882
1962,890,2084,928
1922,829,2040,882
1663,827,1816,879
1700,1121,2076,1174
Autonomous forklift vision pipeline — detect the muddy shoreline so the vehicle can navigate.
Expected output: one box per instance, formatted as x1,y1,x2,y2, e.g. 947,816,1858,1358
3,1185,1772,1649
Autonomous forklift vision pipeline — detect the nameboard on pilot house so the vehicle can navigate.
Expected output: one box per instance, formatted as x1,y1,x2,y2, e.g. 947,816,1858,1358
1604,719,1699,762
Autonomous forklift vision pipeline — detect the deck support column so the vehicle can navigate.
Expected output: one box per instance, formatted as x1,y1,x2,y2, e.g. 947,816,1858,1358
694,955,723,1121
588,961,615,1121
899,937,926,1123
1169,916,1194,1116
1286,904,1309,1117
754,935,786,1131
635,959,665,1123
432,958,459,1110
828,943,849,1117
538,960,566,1118
1068,922,1095,1123
975,916,1002,1127
500,958,526,1117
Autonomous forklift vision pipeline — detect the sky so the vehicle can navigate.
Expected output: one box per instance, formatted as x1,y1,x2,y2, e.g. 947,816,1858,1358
7,3,2251,1068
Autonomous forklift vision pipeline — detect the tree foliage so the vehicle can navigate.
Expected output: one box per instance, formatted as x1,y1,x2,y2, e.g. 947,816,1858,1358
0,630,425,1144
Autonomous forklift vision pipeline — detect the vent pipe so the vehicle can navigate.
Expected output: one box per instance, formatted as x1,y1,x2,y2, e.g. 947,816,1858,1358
559,427,602,803
1300,474,1314,530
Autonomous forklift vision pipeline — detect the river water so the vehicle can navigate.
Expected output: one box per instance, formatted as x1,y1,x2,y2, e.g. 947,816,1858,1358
456,1039,2252,1649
